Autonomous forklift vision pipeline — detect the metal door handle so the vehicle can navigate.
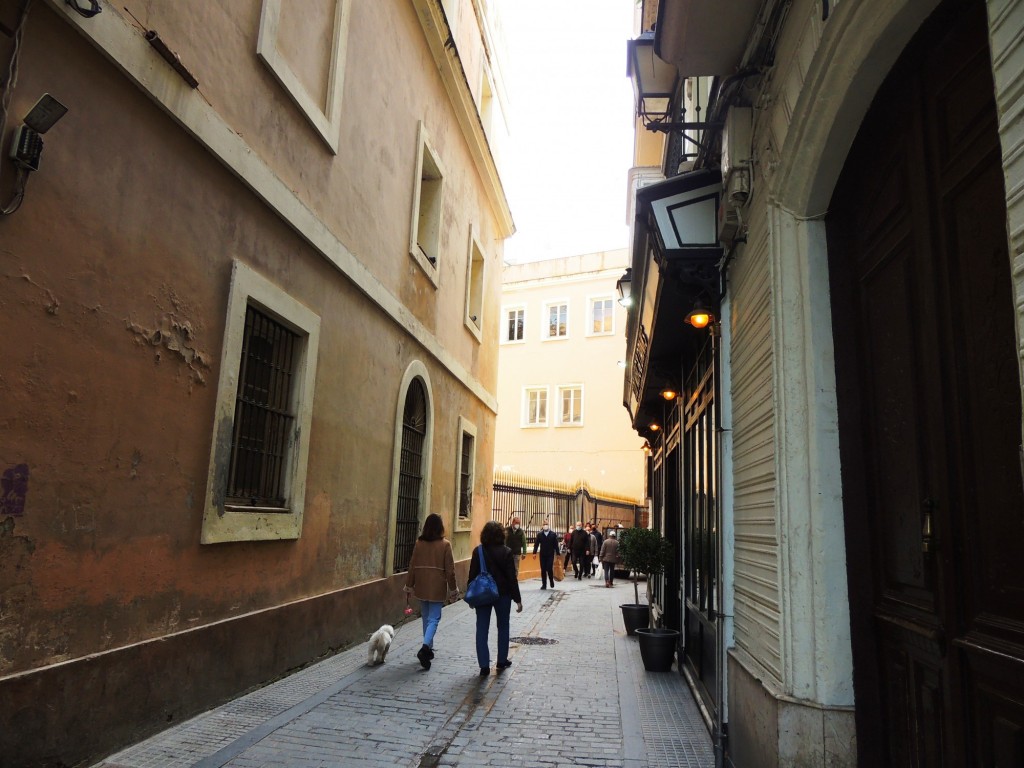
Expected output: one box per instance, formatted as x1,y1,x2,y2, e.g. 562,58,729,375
921,498,935,553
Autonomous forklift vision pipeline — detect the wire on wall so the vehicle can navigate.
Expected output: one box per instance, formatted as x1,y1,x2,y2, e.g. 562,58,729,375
0,0,33,216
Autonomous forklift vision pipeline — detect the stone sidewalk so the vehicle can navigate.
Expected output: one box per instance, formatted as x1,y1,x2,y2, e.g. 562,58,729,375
95,576,714,768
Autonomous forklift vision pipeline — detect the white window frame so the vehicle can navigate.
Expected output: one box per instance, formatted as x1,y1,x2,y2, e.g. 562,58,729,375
543,300,570,341
556,384,584,427
454,416,477,531
201,261,321,544
257,0,351,153
522,386,549,428
408,121,445,286
464,226,486,342
587,295,616,337
502,304,526,344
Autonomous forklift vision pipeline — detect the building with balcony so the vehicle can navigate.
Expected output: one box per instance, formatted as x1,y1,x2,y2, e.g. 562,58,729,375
0,1,512,764
623,0,1024,765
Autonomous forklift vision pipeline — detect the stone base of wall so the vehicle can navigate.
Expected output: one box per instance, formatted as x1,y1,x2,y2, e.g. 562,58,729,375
727,650,856,768
0,561,470,768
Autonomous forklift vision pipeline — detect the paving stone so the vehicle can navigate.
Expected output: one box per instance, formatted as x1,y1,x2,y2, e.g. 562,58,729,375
93,578,713,768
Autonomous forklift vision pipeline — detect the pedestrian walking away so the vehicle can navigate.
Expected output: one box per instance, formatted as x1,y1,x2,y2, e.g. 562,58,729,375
533,518,560,589
468,520,523,676
505,516,527,575
600,529,619,587
404,513,459,670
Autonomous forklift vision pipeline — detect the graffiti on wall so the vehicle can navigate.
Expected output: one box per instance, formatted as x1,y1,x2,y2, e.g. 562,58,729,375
1,464,29,516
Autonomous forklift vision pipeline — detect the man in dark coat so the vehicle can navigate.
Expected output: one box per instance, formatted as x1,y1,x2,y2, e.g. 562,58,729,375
533,518,560,589
569,521,590,580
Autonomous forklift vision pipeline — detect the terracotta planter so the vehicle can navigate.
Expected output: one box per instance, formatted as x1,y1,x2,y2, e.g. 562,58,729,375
635,627,680,672
620,603,649,636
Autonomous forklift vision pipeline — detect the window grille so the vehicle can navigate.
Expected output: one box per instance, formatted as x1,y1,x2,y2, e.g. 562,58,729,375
459,431,474,518
394,379,427,572
226,305,299,507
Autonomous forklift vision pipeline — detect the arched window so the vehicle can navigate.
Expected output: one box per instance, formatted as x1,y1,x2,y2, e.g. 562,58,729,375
393,378,428,572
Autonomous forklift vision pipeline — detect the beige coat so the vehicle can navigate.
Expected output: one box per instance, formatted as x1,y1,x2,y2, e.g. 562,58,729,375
404,538,457,602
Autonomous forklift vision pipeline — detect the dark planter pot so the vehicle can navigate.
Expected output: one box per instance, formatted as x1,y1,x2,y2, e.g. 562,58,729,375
620,604,649,636
635,627,680,672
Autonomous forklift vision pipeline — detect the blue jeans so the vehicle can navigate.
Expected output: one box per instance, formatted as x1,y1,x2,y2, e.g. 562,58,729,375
420,600,443,648
475,595,512,668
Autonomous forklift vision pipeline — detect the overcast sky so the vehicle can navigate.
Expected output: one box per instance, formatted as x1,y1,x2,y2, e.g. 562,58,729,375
497,1,636,264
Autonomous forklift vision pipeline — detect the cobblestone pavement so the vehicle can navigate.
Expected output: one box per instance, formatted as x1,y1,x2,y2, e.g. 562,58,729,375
95,576,714,768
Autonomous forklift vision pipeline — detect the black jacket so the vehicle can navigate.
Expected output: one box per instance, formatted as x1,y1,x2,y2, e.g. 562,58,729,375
533,529,560,557
570,528,590,555
468,544,522,603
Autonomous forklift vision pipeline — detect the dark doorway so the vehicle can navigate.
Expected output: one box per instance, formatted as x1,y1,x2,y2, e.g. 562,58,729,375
394,378,428,573
826,0,1024,764
682,335,720,721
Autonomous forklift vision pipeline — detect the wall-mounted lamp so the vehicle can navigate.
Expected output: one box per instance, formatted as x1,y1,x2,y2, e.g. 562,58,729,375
642,442,652,456
685,299,716,329
660,387,678,401
616,268,633,307
3,94,68,216
649,422,661,432
9,94,67,172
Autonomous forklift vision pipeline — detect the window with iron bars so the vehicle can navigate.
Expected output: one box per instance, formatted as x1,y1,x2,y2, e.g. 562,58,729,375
226,305,299,508
459,430,474,519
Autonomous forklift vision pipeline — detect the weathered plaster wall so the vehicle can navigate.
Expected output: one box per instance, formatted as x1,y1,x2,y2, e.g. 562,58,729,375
0,0,504,763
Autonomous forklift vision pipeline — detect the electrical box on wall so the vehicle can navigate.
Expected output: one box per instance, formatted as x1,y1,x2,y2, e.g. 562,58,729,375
721,107,752,180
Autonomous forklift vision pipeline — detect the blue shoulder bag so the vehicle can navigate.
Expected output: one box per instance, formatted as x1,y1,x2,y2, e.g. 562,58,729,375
464,546,500,607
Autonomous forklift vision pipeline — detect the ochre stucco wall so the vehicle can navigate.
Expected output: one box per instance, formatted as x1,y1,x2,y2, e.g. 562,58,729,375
0,1,504,764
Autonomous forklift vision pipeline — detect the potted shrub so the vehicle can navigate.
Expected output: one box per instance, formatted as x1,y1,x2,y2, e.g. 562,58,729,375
617,526,679,672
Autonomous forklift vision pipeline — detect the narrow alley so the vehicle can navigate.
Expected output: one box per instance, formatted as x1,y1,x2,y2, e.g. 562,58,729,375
94,578,713,768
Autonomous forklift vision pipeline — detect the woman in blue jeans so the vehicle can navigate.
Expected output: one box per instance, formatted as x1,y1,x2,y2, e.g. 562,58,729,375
467,521,523,676
404,513,459,670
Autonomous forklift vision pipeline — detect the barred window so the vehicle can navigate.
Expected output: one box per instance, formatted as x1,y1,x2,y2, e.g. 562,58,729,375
226,306,299,507
459,430,474,519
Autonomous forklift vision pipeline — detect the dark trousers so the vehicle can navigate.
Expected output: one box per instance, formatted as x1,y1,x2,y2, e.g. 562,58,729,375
539,555,555,587
572,553,587,579
475,596,512,668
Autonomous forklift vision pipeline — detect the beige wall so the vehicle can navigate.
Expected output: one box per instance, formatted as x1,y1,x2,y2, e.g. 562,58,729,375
494,250,646,500
0,0,510,763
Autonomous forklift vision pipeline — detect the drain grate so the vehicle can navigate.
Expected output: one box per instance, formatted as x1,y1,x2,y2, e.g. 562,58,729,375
509,636,558,645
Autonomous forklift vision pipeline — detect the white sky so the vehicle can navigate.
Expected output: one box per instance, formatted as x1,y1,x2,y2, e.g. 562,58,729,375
496,1,637,264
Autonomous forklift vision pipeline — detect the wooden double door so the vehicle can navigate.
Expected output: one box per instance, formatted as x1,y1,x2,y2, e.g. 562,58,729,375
826,0,1024,764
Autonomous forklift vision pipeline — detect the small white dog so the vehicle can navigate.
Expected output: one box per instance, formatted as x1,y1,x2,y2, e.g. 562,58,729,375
367,624,395,666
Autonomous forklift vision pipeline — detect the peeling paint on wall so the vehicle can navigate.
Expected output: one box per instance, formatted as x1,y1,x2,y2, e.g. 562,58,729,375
1,465,29,517
125,313,211,384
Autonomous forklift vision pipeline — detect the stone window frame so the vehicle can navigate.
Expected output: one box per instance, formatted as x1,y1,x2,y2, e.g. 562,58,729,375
454,415,477,531
408,121,446,286
256,0,351,153
463,225,486,342
201,260,321,544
